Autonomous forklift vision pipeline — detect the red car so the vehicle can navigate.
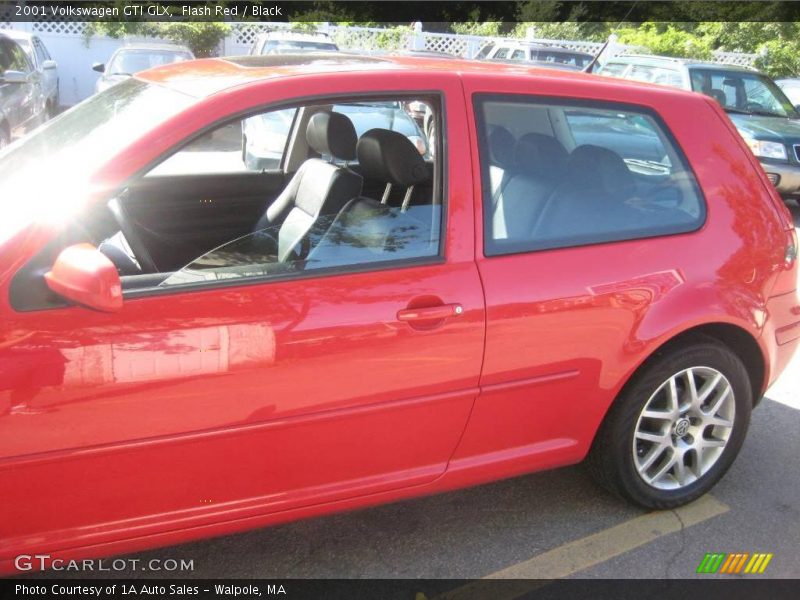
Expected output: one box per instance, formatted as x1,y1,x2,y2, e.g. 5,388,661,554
0,54,798,573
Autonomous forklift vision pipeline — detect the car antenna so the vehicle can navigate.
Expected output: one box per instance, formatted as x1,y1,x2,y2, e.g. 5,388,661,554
583,1,637,73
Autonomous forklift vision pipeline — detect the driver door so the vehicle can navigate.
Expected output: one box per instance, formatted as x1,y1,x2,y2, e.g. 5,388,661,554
0,75,484,555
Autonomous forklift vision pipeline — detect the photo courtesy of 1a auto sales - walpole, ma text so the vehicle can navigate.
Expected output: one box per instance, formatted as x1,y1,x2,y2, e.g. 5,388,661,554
0,1,799,599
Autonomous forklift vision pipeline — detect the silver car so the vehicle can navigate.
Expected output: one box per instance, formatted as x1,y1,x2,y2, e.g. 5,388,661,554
93,43,194,94
3,30,58,118
0,33,46,148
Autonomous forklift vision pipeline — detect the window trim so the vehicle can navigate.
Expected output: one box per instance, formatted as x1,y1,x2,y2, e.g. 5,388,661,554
473,93,708,259
113,90,449,302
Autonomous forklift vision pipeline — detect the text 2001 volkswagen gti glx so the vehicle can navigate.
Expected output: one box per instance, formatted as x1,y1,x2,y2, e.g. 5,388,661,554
0,54,798,572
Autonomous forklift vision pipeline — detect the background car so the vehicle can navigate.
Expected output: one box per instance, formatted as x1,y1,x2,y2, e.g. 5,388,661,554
250,31,339,55
776,77,800,107
3,30,58,119
598,55,800,203
475,40,594,69
0,33,45,148
92,43,194,93
243,99,429,170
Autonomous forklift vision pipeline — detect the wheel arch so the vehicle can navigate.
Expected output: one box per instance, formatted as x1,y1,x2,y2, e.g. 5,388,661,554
622,321,767,414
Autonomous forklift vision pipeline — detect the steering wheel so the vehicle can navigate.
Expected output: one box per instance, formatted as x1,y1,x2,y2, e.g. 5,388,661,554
107,196,158,273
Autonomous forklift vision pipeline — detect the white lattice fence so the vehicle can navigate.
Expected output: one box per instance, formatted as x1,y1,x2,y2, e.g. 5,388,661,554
712,50,757,67
30,21,88,36
422,32,480,56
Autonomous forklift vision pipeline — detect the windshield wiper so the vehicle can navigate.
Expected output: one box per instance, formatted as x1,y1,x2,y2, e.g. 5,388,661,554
748,109,788,118
724,107,787,118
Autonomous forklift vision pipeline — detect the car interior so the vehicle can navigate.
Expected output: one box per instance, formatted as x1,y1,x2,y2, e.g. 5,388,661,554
478,99,703,255
83,95,443,292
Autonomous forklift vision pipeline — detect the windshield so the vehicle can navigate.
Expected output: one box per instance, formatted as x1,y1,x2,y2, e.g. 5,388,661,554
0,79,195,235
107,49,193,75
690,68,799,118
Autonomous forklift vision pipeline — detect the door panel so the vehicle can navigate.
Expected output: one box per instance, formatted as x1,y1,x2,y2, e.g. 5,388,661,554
0,261,484,555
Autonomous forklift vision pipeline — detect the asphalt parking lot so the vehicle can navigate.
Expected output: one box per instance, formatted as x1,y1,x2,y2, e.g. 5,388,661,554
34,203,800,584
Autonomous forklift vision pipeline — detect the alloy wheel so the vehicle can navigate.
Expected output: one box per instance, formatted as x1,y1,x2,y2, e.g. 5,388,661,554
632,366,735,490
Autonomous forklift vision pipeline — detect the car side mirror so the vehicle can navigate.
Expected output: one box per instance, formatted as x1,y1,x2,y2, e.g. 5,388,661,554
44,244,122,312
1,69,30,84
42,59,57,70
92,62,105,73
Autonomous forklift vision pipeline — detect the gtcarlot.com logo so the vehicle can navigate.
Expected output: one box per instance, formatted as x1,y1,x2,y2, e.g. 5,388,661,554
697,552,773,574
14,554,194,572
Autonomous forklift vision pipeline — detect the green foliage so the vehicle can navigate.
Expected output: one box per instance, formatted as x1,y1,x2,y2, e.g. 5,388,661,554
615,23,714,60
451,21,503,37
755,40,800,79
85,22,230,57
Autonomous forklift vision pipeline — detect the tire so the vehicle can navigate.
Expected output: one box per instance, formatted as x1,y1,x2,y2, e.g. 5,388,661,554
587,338,752,509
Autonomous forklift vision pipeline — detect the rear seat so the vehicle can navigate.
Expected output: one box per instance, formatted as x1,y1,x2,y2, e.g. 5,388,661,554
531,144,640,245
491,132,569,241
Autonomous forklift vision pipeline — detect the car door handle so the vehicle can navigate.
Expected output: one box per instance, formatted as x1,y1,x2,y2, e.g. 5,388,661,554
397,303,464,322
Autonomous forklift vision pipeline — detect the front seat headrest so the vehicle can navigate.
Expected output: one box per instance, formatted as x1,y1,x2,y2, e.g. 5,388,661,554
357,128,428,187
487,125,515,169
515,133,569,179
306,112,358,161
566,144,635,195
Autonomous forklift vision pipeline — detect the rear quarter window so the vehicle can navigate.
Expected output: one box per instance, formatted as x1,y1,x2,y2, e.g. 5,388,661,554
474,96,706,256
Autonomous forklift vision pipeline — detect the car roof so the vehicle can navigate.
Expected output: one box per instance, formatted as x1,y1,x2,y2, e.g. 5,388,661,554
256,31,333,41
2,30,37,42
604,54,756,72
136,52,706,100
116,42,192,52
487,40,593,56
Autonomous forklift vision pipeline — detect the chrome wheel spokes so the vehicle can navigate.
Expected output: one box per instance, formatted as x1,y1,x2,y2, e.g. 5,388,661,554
632,366,735,490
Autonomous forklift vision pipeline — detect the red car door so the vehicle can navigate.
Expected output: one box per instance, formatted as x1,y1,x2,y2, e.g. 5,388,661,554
0,73,484,557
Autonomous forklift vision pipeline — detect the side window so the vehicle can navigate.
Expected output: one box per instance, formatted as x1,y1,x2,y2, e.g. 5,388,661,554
510,49,526,62
600,62,628,77
150,108,296,176
33,39,47,65
7,41,30,72
493,47,509,60
627,65,655,83
0,41,11,72
100,96,443,292
475,96,705,256
475,44,494,59
651,68,683,88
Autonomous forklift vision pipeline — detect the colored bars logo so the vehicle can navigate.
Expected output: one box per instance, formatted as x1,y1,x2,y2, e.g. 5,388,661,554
697,553,773,574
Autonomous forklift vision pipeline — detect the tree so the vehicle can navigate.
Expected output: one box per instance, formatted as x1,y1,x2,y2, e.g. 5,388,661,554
86,22,230,58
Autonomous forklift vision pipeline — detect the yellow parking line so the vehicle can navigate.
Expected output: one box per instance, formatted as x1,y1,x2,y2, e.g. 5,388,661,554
430,494,729,600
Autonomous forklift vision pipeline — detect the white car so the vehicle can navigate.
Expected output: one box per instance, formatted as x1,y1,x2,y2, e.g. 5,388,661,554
4,30,58,118
250,31,339,55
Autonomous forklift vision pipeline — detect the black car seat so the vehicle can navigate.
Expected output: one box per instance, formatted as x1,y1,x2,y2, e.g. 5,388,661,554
254,111,363,262
306,128,432,268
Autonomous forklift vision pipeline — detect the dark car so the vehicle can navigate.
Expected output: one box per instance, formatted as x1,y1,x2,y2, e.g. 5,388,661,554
776,78,800,107
599,56,800,202
0,33,46,148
